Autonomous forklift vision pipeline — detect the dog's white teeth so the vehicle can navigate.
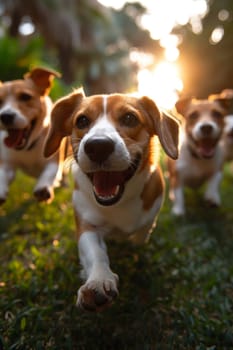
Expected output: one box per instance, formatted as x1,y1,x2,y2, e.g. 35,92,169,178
113,185,120,196
93,185,120,200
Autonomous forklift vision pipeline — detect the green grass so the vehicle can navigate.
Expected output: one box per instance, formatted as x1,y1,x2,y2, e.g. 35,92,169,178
0,164,233,350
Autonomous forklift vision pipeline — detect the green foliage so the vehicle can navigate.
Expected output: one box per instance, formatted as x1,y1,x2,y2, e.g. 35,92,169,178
0,34,75,101
0,35,45,81
0,0,158,94
0,164,233,349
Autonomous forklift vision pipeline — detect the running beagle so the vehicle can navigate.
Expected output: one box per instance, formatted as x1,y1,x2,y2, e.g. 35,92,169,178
44,89,179,311
0,67,67,204
168,96,230,216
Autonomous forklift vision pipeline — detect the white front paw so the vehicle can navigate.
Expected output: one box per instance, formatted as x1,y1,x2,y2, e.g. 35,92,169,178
77,274,119,312
0,189,8,205
204,192,221,207
172,204,185,216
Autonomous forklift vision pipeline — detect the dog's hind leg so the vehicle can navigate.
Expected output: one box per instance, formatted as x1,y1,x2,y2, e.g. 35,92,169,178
204,170,222,207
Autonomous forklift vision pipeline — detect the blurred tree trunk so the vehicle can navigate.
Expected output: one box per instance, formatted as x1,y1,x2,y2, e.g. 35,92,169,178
0,0,158,93
3,0,84,83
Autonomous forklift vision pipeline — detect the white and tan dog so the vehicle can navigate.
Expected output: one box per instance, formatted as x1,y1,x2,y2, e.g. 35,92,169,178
168,96,230,216
217,89,233,162
0,67,66,205
44,89,179,311
222,114,233,162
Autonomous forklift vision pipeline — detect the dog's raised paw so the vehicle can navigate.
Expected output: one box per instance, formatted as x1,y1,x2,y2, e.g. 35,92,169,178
205,198,220,208
76,278,119,312
204,193,220,208
0,197,6,206
171,205,185,216
34,187,54,203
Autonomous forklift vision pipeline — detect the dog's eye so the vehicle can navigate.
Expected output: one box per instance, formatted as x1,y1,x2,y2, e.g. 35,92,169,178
120,113,139,127
75,115,91,129
188,111,199,120
212,110,222,118
18,92,33,102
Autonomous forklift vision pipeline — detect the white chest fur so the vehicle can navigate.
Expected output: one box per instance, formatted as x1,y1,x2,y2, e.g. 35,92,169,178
176,141,223,188
72,163,163,239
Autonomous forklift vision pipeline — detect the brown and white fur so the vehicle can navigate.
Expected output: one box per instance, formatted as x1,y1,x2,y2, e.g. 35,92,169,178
221,114,233,162
217,89,233,162
44,89,179,311
168,96,231,216
0,67,66,205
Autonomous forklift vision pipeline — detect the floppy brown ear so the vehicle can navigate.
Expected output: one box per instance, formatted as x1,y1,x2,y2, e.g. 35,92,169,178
208,92,233,113
214,98,233,112
24,67,61,95
158,110,180,159
220,89,233,99
44,89,84,158
175,97,192,116
139,96,180,159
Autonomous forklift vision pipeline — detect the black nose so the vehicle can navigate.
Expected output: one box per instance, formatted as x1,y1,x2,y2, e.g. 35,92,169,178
0,111,15,126
200,124,213,135
84,137,115,163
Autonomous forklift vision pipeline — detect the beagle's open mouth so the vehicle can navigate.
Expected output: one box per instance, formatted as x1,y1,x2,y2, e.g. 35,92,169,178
4,119,36,150
87,154,141,206
195,138,218,158
189,133,218,159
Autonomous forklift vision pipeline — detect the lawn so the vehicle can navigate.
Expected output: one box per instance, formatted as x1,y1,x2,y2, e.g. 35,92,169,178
0,162,233,350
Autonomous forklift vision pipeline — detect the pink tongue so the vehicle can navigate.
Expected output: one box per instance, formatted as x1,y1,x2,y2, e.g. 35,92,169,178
93,171,125,197
199,145,215,158
4,129,24,148
197,139,216,158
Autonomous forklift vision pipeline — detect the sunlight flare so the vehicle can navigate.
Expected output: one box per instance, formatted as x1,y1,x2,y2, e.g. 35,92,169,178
137,61,183,109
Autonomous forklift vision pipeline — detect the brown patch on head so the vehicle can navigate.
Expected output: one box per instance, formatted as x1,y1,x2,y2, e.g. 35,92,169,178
0,80,46,119
106,94,154,169
71,95,108,147
141,166,164,210
178,98,227,132
177,97,230,119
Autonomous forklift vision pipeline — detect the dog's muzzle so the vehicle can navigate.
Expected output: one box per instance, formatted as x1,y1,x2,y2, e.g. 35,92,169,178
191,122,220,158
1,111,37,150
84,136,141,206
